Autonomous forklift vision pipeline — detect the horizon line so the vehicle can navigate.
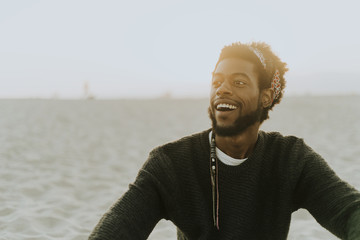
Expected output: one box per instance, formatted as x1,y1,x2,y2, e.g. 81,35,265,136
0,92,359,101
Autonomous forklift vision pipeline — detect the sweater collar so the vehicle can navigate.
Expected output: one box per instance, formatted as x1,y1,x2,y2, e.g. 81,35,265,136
200,128,266,165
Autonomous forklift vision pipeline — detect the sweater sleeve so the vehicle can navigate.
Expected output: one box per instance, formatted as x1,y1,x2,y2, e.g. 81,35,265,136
346,208,360,240
89,152,170,240
293,141,360,239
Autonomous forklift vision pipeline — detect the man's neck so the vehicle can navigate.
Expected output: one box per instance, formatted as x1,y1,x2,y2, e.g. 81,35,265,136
215,123,260,159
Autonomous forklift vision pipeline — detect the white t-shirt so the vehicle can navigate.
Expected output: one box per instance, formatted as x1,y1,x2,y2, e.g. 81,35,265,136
209,131,248,166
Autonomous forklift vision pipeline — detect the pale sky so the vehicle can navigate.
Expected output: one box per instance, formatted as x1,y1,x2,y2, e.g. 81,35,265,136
1,0,360,98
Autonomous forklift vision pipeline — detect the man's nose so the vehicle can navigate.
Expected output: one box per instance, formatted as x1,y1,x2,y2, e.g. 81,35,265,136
216,80,232,96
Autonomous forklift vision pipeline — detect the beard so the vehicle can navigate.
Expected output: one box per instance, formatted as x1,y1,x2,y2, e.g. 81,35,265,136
208,100,262,137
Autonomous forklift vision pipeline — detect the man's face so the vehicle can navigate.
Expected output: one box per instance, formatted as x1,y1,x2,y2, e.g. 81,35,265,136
209,58,262,136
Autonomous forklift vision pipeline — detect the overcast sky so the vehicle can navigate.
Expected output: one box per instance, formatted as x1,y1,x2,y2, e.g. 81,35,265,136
1,0,359,98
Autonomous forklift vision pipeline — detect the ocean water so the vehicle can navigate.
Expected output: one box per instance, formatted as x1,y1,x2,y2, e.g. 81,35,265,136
0,96,359,240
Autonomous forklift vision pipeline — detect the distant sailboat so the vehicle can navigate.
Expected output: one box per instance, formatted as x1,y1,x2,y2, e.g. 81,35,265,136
84,81,95,100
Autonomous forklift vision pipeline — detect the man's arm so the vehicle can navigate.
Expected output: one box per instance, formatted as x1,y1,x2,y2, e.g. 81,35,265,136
294,144,360,239
346,208,360,240
89,156,170,240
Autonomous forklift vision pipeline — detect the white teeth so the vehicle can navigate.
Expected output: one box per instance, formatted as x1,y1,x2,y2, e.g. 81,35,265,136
216,103,237,110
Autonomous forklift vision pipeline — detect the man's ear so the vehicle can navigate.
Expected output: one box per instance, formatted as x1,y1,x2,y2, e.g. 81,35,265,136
261,88,273,108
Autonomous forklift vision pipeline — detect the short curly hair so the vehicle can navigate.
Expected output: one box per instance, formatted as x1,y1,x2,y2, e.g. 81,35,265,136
214,42,288,122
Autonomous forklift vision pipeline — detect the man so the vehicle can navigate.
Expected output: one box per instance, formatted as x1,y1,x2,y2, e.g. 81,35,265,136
89,42,360,239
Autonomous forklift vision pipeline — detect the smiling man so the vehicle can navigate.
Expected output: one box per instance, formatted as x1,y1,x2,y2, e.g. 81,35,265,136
89,42,360,239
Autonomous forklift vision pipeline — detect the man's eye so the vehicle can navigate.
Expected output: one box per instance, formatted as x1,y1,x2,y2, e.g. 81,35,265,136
234,80,245,86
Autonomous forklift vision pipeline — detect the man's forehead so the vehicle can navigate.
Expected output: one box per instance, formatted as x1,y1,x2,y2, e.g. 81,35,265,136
214,58,257,74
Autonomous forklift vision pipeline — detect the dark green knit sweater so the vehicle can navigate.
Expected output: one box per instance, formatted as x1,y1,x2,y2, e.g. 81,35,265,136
89,130,360,239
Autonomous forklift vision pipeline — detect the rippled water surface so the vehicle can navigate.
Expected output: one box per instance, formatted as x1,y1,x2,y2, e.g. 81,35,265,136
0,96,359,240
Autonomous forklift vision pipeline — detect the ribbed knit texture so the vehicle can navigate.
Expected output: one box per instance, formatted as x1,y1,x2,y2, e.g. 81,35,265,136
89,129,360,240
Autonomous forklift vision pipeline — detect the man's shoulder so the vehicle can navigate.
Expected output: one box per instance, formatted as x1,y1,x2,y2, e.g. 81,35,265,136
261,130,304,144
260,130,314,157
150,129,211,157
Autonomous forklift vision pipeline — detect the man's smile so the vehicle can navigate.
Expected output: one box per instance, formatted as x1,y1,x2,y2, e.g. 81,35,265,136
213,99,240,116
216,103,238,111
